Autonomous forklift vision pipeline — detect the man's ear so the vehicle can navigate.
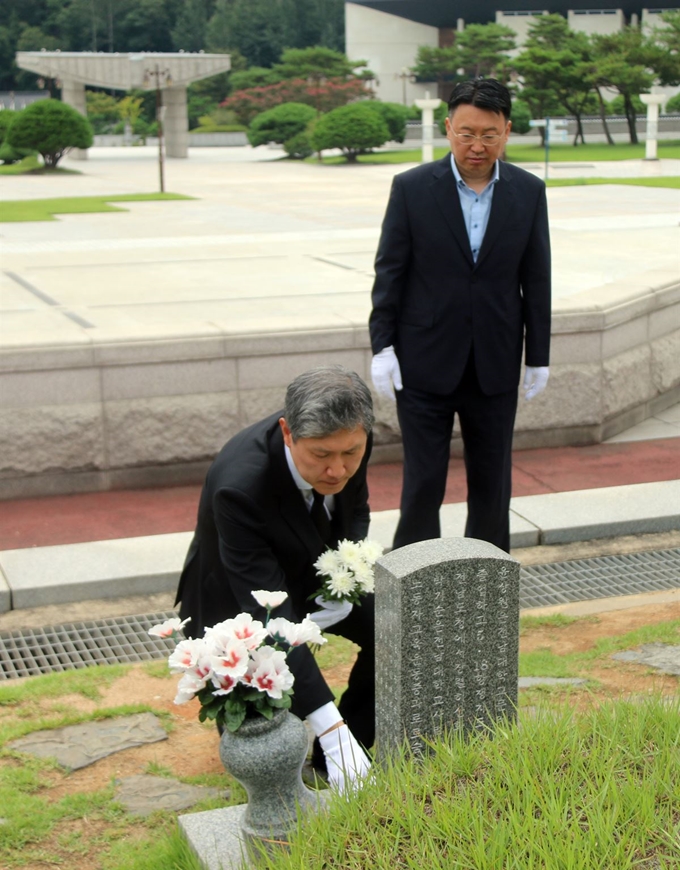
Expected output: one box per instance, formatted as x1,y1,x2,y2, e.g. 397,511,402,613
279,417,293,448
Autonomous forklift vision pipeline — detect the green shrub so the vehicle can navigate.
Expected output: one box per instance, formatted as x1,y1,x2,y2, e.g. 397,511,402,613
248,102,316,147
310,102,390,162
510,99,532,135
362,101,411,143
434,101,448,135
190,124,248,134
665,92,680,113
607,94,647,116
7,99,93,169
283,130,314,159
0,109,34,164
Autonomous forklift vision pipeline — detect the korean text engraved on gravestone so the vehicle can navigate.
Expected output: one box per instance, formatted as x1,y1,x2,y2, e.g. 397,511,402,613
374,539,519,759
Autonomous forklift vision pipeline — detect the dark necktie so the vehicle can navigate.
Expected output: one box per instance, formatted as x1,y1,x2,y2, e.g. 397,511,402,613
310,489,332,544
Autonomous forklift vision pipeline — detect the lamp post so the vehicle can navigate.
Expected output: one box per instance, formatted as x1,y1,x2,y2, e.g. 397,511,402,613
143,64,172,193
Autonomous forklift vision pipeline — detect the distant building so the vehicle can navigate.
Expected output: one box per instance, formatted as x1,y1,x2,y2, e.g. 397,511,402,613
346,3,678,103
0,91,49,111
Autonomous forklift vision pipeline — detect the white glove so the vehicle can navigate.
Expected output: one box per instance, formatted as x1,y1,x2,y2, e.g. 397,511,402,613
523,366,549,400
371,345,403,402
318,724,371,793
307,702,371,793
308,595,353,630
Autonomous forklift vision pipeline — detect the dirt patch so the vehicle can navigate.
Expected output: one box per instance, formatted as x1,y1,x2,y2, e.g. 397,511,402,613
2,596,679,870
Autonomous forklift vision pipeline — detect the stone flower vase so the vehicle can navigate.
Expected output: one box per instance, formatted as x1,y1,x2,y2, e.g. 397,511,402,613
219,708,322,854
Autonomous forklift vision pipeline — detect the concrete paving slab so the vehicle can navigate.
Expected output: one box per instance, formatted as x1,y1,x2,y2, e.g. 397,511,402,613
2,481,679,613
115,774,224,817
511,480,680,545
178,804,249,870
7,712,167,770
0,566,10,614
612,643,680,675
368,503,540,551
0,532,192,609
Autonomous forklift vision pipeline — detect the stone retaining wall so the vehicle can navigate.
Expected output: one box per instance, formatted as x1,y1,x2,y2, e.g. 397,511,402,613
0,271,678,499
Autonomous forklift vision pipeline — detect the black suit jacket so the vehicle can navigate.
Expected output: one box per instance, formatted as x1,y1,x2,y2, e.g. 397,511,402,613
175,412,372,717
369,156,551,396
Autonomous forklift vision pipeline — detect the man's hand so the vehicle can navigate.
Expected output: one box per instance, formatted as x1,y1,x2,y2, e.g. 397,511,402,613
307,701,371,793
308,596,353,630
371,345,403,402
318,723,371,793
523,366,549,401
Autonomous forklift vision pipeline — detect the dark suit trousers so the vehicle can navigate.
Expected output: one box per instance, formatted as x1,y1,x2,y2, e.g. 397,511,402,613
393,355,518,553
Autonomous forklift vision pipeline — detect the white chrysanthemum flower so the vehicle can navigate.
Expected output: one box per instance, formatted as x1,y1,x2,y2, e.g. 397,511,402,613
336,538,362,566
327,570,356,597
353,561,375,593
314,549,344,576
359,539,384,564
251,590,288,610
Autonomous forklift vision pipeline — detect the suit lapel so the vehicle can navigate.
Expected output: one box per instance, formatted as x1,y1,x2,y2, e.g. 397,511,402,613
429,155,474,267
475,161,515,269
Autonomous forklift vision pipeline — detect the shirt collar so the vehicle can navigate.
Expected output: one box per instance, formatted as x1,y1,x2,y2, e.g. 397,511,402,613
284,444,312,493
450,154,500,191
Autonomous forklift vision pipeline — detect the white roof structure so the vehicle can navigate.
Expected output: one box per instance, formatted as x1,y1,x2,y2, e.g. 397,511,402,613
15,51,232,91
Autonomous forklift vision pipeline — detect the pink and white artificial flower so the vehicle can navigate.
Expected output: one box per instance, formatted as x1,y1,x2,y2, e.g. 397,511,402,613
245,647,294,699
174,667,211,704
206,613,268,651
168,638,209,673
251,590,288,610
148,616,191,638
210,638,250,680
267,616,326,648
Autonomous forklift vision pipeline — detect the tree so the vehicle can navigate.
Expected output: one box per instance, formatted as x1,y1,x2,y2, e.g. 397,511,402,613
514,15,596,145
310,102,389,162
456,23,515,81
591,27,656,144
7,98,93,168
211,0,286,68
85,90,120,134
222,77,369,125
273,46,368,82
411,46,461,93
651,10,680,86
247,102,316,147
171,0,208,52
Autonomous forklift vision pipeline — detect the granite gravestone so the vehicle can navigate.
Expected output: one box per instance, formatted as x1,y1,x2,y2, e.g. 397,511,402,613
375,538,520,758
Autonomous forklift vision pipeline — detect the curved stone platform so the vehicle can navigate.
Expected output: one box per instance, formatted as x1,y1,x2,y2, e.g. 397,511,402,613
1,147,678,498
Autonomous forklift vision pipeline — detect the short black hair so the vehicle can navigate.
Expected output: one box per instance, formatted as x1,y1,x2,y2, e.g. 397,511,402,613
447,78,512,121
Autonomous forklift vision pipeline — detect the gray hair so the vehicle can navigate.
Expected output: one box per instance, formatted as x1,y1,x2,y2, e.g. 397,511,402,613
284,365,374,440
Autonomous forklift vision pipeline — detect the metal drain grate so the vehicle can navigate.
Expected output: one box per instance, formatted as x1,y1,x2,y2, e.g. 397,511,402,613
1,549,679,680
0,611,177,680
520,548,680,609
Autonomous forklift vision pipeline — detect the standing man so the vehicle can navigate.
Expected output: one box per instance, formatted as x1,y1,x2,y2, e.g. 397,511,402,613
175,365,374,791
369,78,551,553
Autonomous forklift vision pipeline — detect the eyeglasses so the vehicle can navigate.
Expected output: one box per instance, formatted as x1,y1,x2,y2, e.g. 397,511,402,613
450,131,503,146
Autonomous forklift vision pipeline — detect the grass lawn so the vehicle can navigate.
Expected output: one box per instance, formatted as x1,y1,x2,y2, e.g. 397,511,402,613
0,192,195,222
312,139,680,165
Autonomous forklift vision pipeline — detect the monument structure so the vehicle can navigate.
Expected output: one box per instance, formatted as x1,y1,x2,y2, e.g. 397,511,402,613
374,537,520,758
15,51,231,159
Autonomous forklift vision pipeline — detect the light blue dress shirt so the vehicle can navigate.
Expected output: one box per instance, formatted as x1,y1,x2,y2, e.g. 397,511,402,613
450,155,500,262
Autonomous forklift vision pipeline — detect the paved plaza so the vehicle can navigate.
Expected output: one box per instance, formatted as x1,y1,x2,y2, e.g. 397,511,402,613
1,145,679,353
